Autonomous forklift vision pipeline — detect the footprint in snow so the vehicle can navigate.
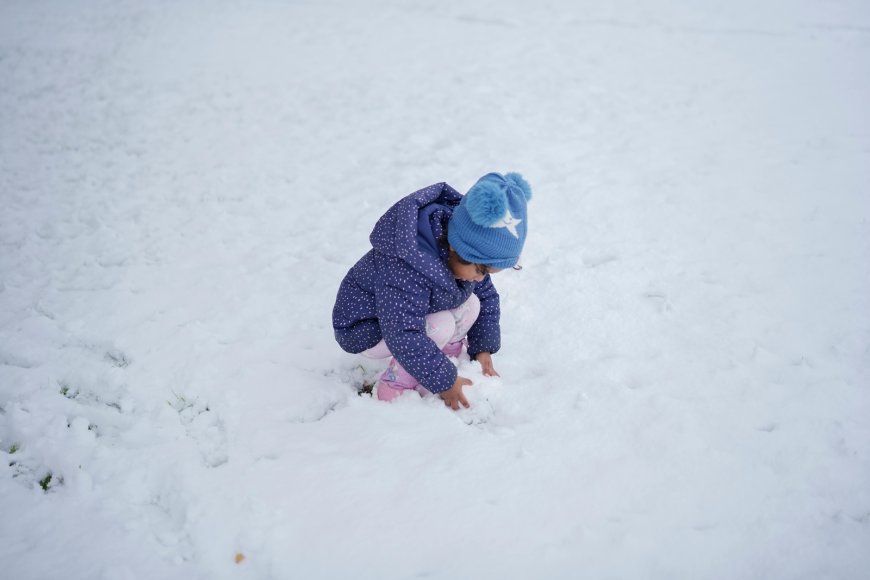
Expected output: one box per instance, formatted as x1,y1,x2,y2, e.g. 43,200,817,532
168,393,229,468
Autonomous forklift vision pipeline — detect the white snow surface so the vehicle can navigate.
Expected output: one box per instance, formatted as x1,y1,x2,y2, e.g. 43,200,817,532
2,0,869,578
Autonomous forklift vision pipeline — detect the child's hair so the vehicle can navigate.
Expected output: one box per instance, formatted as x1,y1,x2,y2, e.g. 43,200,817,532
449,248,492,276
449,247,523,273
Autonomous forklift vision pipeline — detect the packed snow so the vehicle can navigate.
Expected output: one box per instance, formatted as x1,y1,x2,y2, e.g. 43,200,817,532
1,0,869,578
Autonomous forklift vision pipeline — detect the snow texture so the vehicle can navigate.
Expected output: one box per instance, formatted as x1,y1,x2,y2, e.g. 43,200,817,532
1,0,869,579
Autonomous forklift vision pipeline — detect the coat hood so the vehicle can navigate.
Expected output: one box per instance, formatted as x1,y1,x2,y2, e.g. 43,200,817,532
369,182,463,291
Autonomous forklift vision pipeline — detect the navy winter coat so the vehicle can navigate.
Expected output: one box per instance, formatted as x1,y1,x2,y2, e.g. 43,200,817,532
332,183,501,394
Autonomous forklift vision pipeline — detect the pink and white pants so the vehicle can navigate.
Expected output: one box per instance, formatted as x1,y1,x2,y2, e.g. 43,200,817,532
362,293,480,401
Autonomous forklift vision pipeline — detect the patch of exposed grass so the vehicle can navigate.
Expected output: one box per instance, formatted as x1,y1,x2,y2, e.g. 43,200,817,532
38,472,64,492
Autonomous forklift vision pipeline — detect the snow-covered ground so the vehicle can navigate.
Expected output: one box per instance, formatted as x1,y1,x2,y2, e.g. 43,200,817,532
2,0,869,578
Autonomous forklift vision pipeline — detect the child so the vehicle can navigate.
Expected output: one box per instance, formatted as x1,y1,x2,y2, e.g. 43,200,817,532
332,172,532,409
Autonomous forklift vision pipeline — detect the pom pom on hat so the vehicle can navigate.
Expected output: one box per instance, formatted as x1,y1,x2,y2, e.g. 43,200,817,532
447,171,532,269
504,172,532,201
465,179,507,227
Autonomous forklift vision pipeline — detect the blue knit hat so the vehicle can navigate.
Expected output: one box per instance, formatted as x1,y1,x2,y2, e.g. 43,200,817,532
448,172,532,269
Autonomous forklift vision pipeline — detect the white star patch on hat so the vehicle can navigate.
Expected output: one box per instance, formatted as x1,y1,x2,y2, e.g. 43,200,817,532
490,209,522,238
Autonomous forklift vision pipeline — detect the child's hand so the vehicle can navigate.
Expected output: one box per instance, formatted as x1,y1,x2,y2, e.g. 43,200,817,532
477,352,500,377
440,376,472,410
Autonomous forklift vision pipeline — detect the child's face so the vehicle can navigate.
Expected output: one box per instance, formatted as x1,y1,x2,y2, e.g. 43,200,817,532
448,248,503,282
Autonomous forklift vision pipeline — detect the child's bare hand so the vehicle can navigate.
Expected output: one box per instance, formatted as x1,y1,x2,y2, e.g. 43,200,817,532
476,352,500,377
440,376,472,410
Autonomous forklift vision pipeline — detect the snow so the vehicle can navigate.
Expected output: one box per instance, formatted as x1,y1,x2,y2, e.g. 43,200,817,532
1,0,869,578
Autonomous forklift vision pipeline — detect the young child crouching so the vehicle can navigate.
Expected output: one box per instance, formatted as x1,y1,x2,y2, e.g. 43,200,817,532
332,172,532,409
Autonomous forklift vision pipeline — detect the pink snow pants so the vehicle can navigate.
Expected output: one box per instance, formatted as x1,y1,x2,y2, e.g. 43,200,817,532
362,293,480,401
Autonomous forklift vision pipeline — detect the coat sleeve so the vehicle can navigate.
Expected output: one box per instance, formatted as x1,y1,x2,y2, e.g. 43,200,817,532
376,257,458,394
467,274,501,359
